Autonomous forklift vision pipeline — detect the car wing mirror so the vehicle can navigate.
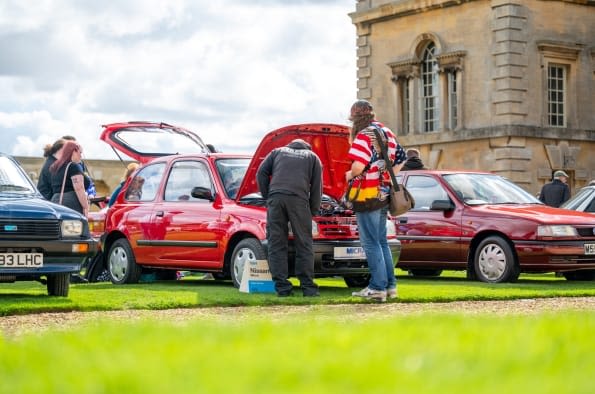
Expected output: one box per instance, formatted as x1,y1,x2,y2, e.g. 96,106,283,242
191,186,215,201
430,199,455,211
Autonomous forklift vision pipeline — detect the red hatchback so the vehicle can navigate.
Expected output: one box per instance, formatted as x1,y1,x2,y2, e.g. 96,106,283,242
98,122,401,287
395,170,595,282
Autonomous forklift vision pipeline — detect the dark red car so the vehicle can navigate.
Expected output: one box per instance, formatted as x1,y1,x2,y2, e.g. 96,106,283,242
96,122,401,287
395,170,595,282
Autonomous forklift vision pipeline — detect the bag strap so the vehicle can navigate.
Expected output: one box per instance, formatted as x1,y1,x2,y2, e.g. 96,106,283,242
59,162,74,205
371,125,400,192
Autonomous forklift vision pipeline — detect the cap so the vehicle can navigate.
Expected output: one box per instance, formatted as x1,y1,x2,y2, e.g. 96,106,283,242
553,170,569,178
349,100,374,120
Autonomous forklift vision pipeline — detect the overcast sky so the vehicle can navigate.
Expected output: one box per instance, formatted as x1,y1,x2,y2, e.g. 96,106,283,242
0,0,357,160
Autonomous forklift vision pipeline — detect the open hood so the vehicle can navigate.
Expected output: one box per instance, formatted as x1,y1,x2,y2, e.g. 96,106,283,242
236,123,352,201
99,121,210,164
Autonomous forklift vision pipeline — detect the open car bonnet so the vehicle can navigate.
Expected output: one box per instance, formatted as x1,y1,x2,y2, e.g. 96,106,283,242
99,121,210,164
236,123,352,201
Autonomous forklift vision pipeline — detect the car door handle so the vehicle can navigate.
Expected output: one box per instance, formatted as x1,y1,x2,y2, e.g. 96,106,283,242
398,217,408,224
155,211,164,217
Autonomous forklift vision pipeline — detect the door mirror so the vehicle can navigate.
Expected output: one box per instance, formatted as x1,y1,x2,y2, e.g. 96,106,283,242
191,186,214,201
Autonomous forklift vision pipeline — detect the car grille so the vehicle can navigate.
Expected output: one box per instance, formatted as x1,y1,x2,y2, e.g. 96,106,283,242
0,219,61,239
576,226,595,238
316,216,359,238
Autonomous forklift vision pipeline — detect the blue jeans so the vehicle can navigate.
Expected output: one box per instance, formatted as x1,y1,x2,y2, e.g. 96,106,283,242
356,207,396,291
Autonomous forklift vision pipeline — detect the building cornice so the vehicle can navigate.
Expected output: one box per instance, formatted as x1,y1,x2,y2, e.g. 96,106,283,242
350,0,595,26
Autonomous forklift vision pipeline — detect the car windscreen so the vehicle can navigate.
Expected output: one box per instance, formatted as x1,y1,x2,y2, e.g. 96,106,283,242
0,156,36,195
215,158,250,199
560,187,594,211
443,173,540,205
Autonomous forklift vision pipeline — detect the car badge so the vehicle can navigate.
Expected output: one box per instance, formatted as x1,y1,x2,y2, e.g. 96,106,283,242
4,225,17,231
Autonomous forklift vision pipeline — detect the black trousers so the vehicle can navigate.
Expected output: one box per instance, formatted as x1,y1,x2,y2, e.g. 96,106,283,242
266,193,317,295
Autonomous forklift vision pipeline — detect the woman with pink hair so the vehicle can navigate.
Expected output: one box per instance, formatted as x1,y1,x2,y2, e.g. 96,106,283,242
49,140,89,217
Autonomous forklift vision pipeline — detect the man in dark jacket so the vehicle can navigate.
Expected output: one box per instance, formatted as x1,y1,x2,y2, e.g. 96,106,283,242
539,170,571,207
256,139,323,297
401,148,427,171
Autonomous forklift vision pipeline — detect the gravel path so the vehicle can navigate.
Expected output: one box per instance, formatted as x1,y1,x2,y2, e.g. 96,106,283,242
2,297,595,339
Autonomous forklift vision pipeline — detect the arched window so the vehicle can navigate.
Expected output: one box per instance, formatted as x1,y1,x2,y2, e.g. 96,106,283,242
420,42,439,132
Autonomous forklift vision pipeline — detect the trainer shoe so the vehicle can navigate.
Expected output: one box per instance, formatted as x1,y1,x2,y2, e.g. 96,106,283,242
351,287,387,302
387,288,398,299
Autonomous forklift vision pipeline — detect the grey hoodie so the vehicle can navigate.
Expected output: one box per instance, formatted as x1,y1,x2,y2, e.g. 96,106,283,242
256,139,323,215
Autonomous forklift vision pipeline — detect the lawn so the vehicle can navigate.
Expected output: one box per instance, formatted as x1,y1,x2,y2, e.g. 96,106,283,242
1,271,594,393
1,271,595,316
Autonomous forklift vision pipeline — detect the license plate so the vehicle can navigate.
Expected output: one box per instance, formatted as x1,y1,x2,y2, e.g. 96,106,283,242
585,244,595,255
0,253,43,268
334,247,366,260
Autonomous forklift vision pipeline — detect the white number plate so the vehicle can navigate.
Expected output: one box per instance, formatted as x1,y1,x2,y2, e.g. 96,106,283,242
0,253,43,268
585,244,595,255
334,247,366,260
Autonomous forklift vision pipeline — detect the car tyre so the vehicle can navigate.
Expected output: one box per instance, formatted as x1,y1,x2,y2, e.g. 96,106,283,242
230,238,267,288
474,236,519,283
47,273,70,296
343,274,370,288
108,238,142,284
562,270,595,281
408,269,443,277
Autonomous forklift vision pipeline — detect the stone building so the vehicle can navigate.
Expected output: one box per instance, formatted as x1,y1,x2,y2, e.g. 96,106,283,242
350,0,595,195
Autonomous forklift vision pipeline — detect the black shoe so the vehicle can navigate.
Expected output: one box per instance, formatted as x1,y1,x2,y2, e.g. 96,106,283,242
277,291,293,297
70,275,88,284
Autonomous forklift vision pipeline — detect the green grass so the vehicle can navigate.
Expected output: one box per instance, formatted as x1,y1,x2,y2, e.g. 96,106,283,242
2,271,595,316
1,310,594,393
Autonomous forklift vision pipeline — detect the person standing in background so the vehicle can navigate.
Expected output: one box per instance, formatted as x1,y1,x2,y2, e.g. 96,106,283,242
108,162,140,207
49,141,89,217
38,139,66,200
539,170,571,207
256,138,323,297
401,148,427,171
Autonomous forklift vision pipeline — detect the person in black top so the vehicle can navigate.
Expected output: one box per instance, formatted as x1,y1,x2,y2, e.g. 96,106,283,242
37,139,66,200
401,148,427,171
49,141,90,217
539,170,571,207
256,139,323,297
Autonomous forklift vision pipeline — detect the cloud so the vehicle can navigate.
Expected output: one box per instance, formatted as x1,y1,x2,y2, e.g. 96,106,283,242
0,0,356,159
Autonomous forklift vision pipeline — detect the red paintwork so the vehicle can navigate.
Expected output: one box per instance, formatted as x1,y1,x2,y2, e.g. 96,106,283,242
99,122,399,277
396,170,595,274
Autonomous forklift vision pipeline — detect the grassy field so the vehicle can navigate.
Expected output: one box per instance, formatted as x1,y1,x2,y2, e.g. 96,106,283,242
1,308,594,393
1,272,594,393
2,271,595,316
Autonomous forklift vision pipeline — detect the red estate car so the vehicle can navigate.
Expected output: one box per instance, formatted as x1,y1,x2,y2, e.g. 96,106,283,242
395,170,595,282
96,122,401,287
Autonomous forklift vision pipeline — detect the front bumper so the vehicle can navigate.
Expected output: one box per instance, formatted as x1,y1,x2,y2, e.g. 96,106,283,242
515,239,595,272
0,238,97,276
262,238,402,276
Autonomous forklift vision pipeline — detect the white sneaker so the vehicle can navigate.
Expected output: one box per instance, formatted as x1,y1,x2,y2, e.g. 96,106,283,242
387,288,398,299
351,287,387,302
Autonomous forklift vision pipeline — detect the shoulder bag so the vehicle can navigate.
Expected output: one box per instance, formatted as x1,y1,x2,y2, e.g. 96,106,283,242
58,162,74,205
371,126,415,216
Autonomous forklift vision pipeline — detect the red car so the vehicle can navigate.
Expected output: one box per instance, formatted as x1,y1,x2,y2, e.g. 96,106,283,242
95,122,401,287
395,170,595,282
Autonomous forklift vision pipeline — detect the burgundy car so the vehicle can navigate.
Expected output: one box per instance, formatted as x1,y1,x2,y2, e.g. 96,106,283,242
96,122,401,287
395,170,595,282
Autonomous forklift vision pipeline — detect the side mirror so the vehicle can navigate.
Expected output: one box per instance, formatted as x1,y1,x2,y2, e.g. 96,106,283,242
191,186,215,201
430,199,455,211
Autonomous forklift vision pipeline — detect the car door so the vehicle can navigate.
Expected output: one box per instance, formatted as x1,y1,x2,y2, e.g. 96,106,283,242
146,159,223,269
397,174,466,266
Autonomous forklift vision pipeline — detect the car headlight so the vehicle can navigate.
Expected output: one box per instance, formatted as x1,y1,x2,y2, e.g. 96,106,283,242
386,218,396,236
537,225,577,237
61,220,84,237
